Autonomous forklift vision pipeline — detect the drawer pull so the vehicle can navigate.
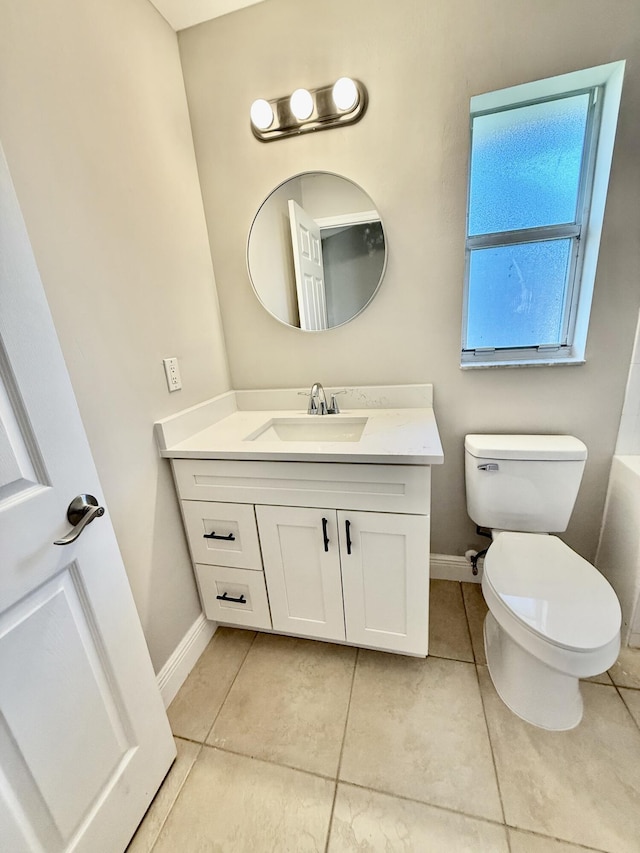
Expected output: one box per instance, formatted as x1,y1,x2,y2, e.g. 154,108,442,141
216,592,247,604
203,531,236,541
322,517,330,552
345,519,352,555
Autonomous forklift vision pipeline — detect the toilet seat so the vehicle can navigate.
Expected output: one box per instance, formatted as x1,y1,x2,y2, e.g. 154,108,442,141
484,532,621,652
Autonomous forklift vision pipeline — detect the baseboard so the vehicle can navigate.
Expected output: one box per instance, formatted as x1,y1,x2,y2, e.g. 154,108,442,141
157,613,217,708
430,553,483,584
629,631,640,649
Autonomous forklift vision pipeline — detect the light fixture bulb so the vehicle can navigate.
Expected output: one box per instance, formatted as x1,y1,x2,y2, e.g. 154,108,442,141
250,99,274,130
290,88,313,121
332,77,359,111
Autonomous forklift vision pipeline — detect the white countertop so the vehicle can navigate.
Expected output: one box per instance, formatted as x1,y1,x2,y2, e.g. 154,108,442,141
155,386,444,466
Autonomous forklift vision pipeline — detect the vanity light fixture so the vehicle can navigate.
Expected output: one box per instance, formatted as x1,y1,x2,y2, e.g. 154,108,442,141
250,77,367,142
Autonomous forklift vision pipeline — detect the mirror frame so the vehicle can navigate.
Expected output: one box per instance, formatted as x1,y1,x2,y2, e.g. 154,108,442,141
246,171,387,332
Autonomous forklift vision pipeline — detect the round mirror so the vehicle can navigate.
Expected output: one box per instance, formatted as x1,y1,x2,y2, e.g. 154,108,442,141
247,172,386,331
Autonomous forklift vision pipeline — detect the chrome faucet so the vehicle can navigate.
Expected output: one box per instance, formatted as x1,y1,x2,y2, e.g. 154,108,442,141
308,382,329,415
307,382,342,415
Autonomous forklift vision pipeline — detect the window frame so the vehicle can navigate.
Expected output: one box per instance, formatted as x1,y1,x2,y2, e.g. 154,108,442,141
460,62,625,369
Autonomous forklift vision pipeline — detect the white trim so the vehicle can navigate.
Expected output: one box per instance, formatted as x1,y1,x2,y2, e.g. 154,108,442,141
430,554,483,584
156,613,217,708
314,210,380,229
461,352,585,369
628,632,640,649
470,61,624,113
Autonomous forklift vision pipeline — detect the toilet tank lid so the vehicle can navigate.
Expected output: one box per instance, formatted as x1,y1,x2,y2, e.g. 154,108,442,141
465,434,587,461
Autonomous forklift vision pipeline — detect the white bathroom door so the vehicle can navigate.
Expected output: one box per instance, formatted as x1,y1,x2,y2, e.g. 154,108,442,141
0,145,175,853
288,199,329,330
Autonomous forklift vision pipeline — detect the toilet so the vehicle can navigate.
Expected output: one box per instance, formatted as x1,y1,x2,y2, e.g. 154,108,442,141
464,434,621,731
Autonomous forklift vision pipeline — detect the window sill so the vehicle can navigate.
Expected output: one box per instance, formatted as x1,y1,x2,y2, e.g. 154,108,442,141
460,356,586,370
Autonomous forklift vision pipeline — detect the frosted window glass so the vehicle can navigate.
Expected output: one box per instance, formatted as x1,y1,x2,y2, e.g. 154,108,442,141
469,94,590,236
466,240,572,350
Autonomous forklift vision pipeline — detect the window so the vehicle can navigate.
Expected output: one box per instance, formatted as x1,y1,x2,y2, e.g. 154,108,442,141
461,62,625,368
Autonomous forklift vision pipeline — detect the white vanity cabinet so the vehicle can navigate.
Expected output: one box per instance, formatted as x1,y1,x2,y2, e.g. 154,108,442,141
172,457,432,656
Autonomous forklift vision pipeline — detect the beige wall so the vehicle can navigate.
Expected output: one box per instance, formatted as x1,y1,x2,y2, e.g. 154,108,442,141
0,0,230,671
179,0,640,561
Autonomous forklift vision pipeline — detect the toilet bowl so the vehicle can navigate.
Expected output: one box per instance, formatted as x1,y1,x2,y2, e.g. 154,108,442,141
482,532,621,730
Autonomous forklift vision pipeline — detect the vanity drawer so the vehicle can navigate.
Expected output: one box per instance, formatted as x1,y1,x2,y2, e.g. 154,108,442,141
173,459,431,515
195,564,272,630
181,500,263,569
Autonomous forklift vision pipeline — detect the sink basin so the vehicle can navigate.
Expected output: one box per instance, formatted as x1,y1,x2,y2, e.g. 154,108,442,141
247,417,368,443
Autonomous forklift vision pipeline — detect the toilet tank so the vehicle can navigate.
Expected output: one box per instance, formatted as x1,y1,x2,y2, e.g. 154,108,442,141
465,435,588,533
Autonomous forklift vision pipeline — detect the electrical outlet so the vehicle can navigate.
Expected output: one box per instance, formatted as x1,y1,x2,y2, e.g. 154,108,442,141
163,357,182,392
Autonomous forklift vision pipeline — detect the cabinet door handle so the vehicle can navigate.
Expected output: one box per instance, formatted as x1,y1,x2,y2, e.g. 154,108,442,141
322,517,330,552
345,519,352,555
216,592,247,604
203,531,236,541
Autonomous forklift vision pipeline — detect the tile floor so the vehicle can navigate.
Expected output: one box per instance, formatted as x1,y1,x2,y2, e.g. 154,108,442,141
128,580,640,853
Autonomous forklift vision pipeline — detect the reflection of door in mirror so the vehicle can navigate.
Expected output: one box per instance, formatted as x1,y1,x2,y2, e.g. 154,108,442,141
316,212,385,328
287,199,328,331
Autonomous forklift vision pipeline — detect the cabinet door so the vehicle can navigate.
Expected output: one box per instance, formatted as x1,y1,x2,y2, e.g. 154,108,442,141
338,511,430,655
256,506,345,641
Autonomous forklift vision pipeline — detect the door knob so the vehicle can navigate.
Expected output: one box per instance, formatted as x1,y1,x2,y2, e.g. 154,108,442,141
54,494,105,545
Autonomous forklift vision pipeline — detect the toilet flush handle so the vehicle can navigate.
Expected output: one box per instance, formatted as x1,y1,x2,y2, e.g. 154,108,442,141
477,463,499,471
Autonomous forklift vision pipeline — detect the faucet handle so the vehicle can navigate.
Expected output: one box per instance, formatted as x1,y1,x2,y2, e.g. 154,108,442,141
297,389,317,414
327,389,347,414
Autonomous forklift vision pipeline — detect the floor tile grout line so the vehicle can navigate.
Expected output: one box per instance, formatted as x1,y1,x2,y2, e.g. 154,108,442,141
333,778,512,833
505,825,608,853
331,777,610,850
610,680,640,691
473,662,509,834
457,580,477,662
146,741,204,853
612,681,640,733
460,581,482,665
324,645,360,853
171,733,208,747
428,651,476,665
459,582,512,849
201,630,259,745
199,740,340,783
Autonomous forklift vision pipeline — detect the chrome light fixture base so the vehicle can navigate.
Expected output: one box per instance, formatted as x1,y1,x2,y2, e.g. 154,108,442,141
250,79,367,142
